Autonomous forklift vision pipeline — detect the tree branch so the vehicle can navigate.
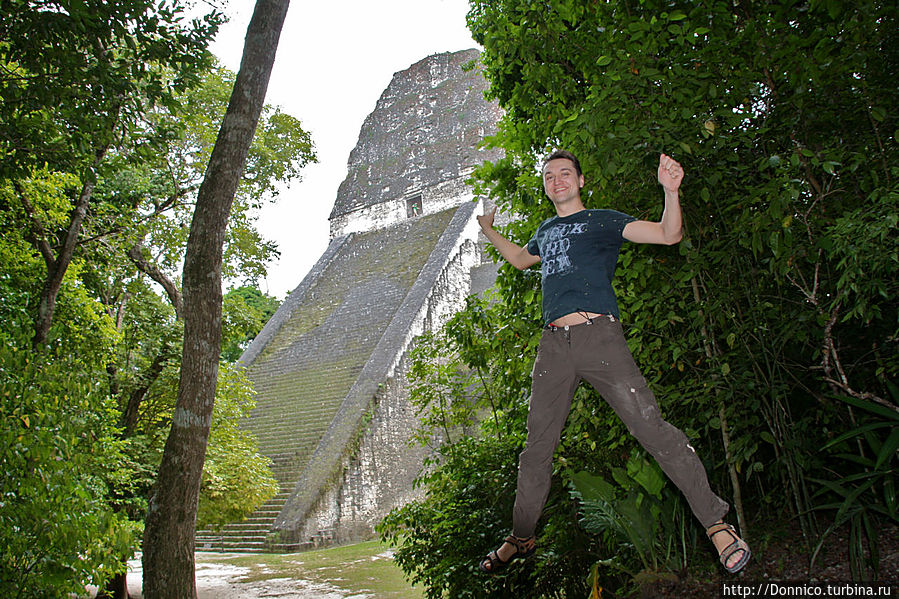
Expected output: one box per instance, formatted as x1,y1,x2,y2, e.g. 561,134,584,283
823,378,898,414
33,146,108,347
15,182,56,270
127,240,183,319
119,346,173,437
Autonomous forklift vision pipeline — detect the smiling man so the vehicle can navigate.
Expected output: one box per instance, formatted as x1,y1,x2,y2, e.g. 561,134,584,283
476,150,750,575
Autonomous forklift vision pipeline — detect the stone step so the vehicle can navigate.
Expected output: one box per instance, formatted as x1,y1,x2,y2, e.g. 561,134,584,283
197,527,268,537
248,415,338,432
265,452,302,462
216,530,269,540
247,401,343,418
253,507,284,515
238,519,275,528
254,420,333,434
256,441,319,456
255,425,329,440
252,501,287,511
258,495,291,506
256,427,329,439
194,534,271,553
256,439,326,453
253,424,335,440
258,492,291,503
246,387,353,406
219,541,268,552
255,428,325,440
221,523,272,532
229,513,279,523
257,448,313,462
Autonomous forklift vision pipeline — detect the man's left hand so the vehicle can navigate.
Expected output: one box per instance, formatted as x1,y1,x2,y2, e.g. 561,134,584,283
657,154,684,192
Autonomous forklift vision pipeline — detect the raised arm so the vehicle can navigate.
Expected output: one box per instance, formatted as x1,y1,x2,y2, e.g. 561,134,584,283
622,153,684,245
477,206,540,270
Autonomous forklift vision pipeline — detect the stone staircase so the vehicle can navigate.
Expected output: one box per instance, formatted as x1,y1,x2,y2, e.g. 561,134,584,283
196,212,458,553
196,450,346,553
195,451,293,553
196,492,288,553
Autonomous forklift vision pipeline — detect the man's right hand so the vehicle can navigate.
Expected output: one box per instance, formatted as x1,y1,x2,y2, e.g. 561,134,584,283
477,205,497,232
475,205,540,271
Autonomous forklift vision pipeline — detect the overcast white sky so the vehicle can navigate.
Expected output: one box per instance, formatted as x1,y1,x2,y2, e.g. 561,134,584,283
209,0,480,298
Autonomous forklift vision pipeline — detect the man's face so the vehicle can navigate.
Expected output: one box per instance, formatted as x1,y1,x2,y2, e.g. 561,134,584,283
542,158,584,205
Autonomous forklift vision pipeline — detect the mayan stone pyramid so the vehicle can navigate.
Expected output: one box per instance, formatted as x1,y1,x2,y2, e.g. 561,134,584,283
196,48,503,552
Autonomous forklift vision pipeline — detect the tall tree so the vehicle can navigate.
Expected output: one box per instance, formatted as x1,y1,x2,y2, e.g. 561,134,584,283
0,0,222,347
141,0,291,596
89,64,313,437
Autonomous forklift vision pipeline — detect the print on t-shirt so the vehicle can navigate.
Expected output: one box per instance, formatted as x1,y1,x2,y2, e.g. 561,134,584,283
541,222,587,276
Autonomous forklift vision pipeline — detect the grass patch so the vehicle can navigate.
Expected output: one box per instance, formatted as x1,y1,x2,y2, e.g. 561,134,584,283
198,540,423,598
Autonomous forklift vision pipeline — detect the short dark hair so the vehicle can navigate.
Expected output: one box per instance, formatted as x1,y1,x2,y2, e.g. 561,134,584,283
543,149,582,177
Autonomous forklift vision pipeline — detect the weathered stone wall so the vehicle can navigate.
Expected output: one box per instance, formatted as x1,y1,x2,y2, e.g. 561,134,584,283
330,172,477,239
294,357,424,546
330,48,502,238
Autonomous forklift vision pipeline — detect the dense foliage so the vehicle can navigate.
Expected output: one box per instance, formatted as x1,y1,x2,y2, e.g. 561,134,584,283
1,1,314,594
381,0,898,595
0,317,137,598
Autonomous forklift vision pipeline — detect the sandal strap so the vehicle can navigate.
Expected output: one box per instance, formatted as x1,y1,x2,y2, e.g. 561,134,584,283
719,538,751,570
480,535,537,574
480,549,506,572
707,522,737,541
504,534,536,554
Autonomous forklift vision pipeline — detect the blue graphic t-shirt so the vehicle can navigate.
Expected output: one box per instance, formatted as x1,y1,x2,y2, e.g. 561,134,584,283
527,209,636,324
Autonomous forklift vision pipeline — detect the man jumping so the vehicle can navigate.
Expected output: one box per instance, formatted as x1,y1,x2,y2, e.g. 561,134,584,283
476,150,750,575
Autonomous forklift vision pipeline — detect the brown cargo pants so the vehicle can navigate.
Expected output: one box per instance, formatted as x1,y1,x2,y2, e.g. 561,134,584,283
512,314,729,538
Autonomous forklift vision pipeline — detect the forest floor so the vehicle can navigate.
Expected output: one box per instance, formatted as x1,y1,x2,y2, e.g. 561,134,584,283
648,520,899,599
89,521,898,598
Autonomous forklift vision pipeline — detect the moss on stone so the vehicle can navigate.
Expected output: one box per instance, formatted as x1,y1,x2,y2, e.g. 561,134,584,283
243,209,457,509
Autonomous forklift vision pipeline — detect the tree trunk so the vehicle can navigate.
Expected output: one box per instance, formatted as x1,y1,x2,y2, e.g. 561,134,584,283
690,275,748,538
119,344,173,437
140,1,290,597
96,570,129,599
20,161,103,348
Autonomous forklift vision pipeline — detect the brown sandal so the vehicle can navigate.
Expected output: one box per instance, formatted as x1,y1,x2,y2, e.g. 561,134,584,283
478,535,536,573
707,522,751,573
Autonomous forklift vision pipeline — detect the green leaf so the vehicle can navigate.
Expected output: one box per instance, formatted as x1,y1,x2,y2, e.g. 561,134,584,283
826,0,842,18
822,161,840,175
627,455,666,498
828,394,899,422
570,471,617,503
874,428,899,470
